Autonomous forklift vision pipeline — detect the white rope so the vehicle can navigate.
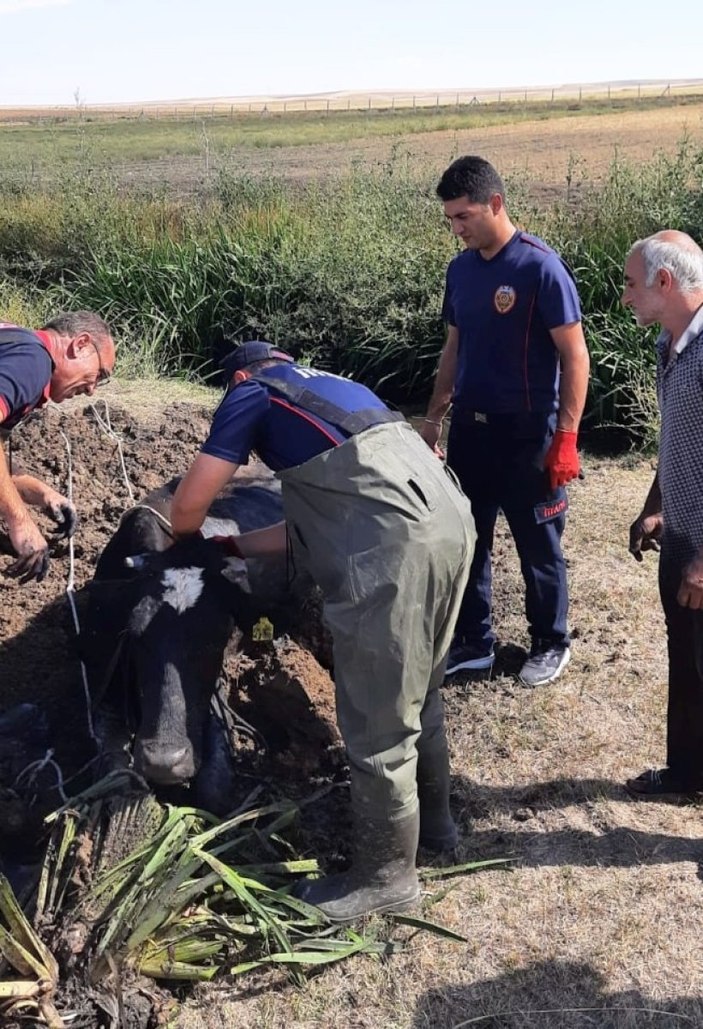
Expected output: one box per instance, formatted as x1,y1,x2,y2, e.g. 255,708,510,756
123,503,174,536
59,428,97,743
12,747,68,804
88,399,135,505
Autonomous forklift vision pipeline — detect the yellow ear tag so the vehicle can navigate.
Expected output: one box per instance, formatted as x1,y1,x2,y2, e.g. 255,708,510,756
252,616,274,642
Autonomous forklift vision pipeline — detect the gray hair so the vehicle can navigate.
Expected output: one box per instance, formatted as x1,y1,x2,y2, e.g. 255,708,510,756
629,237,703,292
42,310,113,349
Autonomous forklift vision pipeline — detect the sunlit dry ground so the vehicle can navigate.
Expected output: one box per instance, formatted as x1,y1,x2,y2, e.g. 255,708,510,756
168,440,703,1028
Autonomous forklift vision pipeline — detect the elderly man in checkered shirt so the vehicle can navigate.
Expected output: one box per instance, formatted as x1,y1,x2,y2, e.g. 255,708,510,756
622,230,703,798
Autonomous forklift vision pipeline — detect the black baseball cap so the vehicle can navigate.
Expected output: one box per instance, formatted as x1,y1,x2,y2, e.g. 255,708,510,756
220,340,294,377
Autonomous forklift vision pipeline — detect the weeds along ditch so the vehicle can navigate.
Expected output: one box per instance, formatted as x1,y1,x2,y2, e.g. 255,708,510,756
1,141,703,442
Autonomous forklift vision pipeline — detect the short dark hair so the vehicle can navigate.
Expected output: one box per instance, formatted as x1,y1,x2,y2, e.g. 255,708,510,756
42,310,112,349
436,156,505,204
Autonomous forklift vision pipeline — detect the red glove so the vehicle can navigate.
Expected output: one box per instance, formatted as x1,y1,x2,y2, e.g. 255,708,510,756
544,429,580,490
211,535,244,558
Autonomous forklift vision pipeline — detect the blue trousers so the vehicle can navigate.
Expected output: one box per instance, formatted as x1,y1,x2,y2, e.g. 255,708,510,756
447,409,569,652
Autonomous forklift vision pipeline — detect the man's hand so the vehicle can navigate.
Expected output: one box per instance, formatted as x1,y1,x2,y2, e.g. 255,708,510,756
544,429,580,490
43,495,78,538
418,419,445,458
678,552,703,609
5,516,50,583
629,511,663,562
211,534,244,558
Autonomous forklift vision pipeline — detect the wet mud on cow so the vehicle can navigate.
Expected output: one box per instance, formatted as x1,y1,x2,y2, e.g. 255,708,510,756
82,465,316,809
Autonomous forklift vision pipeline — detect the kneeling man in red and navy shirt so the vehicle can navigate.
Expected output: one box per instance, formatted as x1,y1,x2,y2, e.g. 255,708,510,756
0,310,115,582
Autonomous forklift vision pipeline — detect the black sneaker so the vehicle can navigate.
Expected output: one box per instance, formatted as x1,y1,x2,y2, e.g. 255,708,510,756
518,645,571,687
626,767,703,798
445,642,495,677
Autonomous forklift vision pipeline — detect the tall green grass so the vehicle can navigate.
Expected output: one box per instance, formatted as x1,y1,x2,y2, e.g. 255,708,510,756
1,142,702,442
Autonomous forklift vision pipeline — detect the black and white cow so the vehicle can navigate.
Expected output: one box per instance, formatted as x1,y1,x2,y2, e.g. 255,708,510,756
82,467,306,800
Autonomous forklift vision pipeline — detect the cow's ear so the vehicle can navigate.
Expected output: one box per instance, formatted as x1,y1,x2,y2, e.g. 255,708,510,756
220,556,252,594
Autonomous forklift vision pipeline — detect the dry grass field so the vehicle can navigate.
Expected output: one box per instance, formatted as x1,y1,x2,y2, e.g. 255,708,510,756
167,443,702,1029
92,99,703,206
164,101,703,1027
238,101,703,182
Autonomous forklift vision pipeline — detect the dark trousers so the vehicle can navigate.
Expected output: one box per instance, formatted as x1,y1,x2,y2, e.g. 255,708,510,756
660,557,703,781
447,409,569,652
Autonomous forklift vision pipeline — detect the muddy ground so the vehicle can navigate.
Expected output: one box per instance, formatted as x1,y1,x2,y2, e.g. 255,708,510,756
0,388,343,866
2,385,703,1029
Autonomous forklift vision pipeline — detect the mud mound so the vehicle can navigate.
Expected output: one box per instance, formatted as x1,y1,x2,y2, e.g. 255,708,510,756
1,398,216,816
0,398,341,861
229,636,342,778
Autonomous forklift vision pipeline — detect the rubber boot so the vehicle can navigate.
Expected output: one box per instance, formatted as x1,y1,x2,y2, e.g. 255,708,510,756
417,740,459,852
296,808,420,923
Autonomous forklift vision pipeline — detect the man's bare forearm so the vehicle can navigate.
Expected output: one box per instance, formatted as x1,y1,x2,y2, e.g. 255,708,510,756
235,521,288,559
0,446,31,530
557,351,590,432
425,326,458,421
551,324,590,433
11,474,51,508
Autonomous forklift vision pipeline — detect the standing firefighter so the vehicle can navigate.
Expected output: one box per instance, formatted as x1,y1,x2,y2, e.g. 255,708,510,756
421,156,590,686
0,311,115,582
171,341,476,921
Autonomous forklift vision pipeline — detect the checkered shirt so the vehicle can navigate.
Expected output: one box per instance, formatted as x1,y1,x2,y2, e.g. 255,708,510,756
657,315,703,567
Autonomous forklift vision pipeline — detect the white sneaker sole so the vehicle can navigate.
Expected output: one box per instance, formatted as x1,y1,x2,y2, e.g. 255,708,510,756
445,653,495,676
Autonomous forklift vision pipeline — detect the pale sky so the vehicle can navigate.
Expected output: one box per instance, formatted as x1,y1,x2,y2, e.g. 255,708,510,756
1,0,701,106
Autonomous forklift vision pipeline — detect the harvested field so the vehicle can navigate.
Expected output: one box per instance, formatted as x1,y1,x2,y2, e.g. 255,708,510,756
110,102,703,197
1,381,700,1028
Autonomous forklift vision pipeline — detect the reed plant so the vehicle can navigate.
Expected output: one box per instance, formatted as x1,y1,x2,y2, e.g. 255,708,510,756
1,772,504,1025
1,140,702,441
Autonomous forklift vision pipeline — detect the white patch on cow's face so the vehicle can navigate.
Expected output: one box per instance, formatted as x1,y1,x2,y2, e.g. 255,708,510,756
161,567,205,613
221,557,252,593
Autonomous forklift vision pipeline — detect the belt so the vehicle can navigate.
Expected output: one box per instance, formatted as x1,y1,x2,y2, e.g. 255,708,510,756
451,408,556,429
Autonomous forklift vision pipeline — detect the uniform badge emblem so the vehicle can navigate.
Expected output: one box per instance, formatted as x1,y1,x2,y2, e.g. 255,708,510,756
494,285,517,314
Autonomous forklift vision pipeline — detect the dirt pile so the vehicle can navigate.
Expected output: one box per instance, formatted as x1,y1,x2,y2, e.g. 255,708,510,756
0,397,342,863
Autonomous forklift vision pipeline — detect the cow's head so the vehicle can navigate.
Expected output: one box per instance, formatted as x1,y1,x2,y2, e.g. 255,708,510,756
84,526,256,786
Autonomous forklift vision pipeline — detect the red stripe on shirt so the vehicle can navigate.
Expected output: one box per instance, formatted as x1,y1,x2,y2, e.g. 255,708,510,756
0,395,9,424
522,293,537,412
269,396,342,447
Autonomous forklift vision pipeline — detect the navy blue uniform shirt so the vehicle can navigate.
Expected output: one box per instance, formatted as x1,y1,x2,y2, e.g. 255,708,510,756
443,231,582,414
203,362,390,470
0,326,53,431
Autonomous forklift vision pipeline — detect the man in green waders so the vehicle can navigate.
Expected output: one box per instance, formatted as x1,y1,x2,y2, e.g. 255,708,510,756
171,341,476,922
